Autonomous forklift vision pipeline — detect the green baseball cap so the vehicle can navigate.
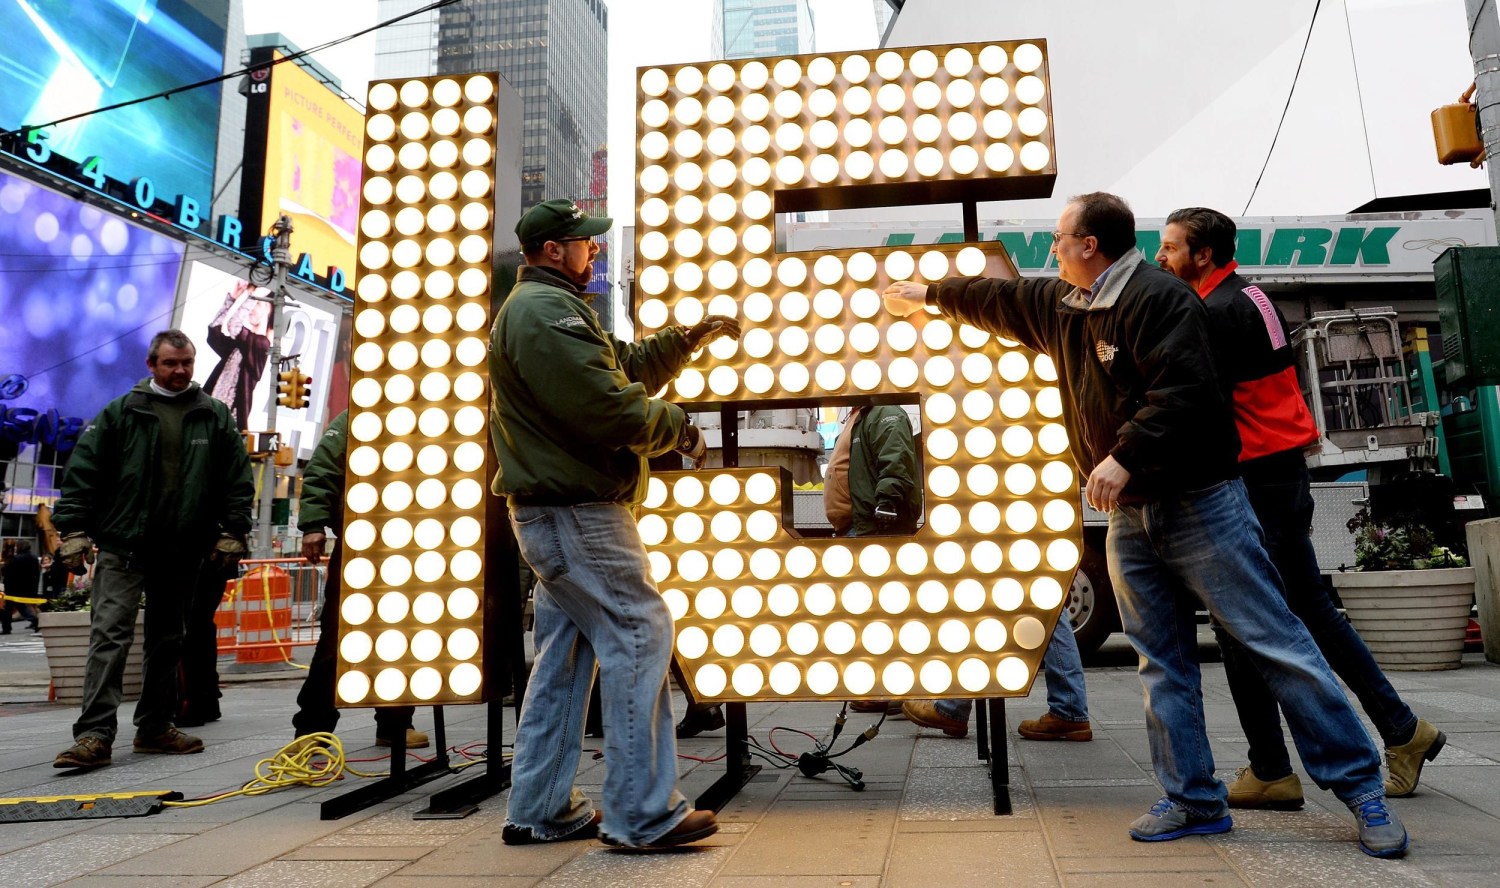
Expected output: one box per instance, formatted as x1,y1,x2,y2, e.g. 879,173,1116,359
515,199,612,246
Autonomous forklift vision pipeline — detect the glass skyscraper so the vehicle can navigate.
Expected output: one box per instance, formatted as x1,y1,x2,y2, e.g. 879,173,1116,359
712,0,815,60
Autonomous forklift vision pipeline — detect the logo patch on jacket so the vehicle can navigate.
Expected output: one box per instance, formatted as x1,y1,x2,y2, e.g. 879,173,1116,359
555,315,588,330
1094,340,1118,364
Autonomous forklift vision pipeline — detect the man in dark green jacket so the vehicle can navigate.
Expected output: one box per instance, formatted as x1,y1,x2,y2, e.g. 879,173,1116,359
492,199,737,851
52,330,254,770
824,405,922,537
292,411,424,748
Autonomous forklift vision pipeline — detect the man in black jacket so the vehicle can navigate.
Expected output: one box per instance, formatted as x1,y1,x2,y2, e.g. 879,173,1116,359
1,541,41,632
882,193,1406,858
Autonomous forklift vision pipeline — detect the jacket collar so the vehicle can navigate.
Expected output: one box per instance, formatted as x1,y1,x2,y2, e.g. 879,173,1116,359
1194,260,1238,298
1060,249,1145,311
125,379,212,413
518,264,588,296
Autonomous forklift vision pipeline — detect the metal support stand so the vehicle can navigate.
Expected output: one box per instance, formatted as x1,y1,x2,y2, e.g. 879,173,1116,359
321,707,453,821
975,698,1012,814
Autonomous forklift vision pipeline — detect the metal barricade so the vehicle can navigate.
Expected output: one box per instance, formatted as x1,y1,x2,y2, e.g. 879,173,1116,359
215,557,325,666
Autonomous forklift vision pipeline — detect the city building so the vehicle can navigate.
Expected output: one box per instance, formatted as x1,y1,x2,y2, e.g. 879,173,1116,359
372,0,441,79
712,0,815,60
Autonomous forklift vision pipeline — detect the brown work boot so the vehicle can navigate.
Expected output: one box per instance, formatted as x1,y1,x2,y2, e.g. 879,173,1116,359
54,736,112,770
902,700,969,738
1017,711,1093,741
849,700,902,715
1384,718,1446,797
1227,766,1304,810
602,809,719,851
376,728,431,749
133,727,204,755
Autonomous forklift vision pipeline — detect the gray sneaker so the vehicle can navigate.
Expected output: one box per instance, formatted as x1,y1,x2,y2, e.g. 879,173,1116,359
1352,798,1409,858
1128,796,1232,842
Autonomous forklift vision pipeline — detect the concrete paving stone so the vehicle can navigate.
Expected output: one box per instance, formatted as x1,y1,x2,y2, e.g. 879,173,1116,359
910,735,992,768
1217,842,1440,887
1065,873,1249,888
1206,808,1353,843
393,824,595,877
1424,745,1499,766
54,876,222,888
716,798,897,876
0,819,95,855
307,833,455,847
710,877,879,888
210,859,405,887
1033,785,1220,860
0,831,189,888
538,845,731,888
896,818,1045,833
1403,692,1500,716
1028,778,1156,787
1054,853,1230,873
373,878,537,888
886,829,1058,888
1014,737,1152,782
899,766,1032,821
281,844,437,860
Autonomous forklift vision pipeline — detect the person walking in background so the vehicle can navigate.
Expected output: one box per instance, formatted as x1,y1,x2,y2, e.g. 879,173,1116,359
1156,207,1444,803
291,410,426,749
882,192,1408,858
1,541,41,633
51,330,253,770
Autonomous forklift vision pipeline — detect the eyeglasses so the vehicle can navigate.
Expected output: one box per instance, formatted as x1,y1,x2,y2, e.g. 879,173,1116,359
1052,231,1089,241
555,236,596,244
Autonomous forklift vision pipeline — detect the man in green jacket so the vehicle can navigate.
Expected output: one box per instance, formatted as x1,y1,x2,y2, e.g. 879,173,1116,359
492,199,738,851
52,330,254,770
292,411,424,748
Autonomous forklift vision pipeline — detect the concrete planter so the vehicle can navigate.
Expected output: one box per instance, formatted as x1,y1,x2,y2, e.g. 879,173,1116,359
1332,567,1476,671
39,610,145,704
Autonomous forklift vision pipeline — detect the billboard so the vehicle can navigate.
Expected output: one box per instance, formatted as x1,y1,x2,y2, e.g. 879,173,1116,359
176,260,341,459
242,48,363,283
0,169,185,454
0,0,229,203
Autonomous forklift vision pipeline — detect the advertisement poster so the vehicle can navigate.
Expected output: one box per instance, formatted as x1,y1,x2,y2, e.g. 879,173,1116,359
176,261,341,460
262,50,362,280
0,0,229,202
0,169,184,456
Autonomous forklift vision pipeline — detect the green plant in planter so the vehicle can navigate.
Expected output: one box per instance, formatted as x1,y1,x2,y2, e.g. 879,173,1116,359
44,578,92,612
1347,508,1469,571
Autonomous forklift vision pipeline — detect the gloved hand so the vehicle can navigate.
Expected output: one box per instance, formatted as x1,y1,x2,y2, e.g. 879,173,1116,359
686,315,743,350
301,531,327,565
209,533,249,572
58,533,95,573
677,424,708,470
873,502,901,534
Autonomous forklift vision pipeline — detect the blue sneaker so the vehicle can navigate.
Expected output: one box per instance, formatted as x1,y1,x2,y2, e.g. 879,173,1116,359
1353,798,1409,859
1128,797,1232,842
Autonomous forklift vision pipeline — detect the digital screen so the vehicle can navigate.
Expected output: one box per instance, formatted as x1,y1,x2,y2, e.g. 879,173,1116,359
176,260,342,459
0,0,229,202
262,50,363,280
0,168,184,450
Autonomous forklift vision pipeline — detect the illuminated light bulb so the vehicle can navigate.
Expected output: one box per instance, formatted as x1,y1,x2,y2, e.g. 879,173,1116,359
344,519,376,552
744,475,778,509
713,624,745,657
373,668,406,701
344,556,376,591
743,291,773,322
673,97,703,126
774,122,804,152
787,622,818,655
924,357,955,388
1012,616,1047,651
785,545,817,579
354,309,385,339
707,158,736,188
851,361,882,391
950,145,980,175
849,328,879,360
964,427,997,459
708,366,740,396
674,229,704,259
842,53,871,81
912,113,943,145
899,620,932,654
815,325,846,355
969,501,1002,535
999,388,1031,418
413,518,445,549
767,584,799,616
741,223,772,255
780,362,810,393
675,64,704,94
392,239,424,268
350,411,382,444
875,50,904,80
741,94,770,123
1034,354,1059,381
639,165,668,194
338,672,370,703
432,77,461,106
996,657,1030,692
673,476,705,508
928,504,962,537
707,62,735,91
778,327,809,357
679,627,709,660
863,620,895,654
672,512,705,544
992,579,1026,614
928,465,961,499
639,232,669,262
662,588,688,622
448,663,482,696
381,440,414,471
779,259,811,291
960,353,993,385
366,144,395,172
410,667,443,701
1047,539,1081,571
1038,423,1069,455
452,372,484,403
882,661,916,695
1009,539,1043,573
346,481,378,515
1007,463,1041,500
744,365,774,393
945,78,976,108
765,663,800,696
678,551,709,582
877,115,907,145
806,662,839,696
775,156,805,185
934,541,967,574
951,579,986,613
768,56,801,87
884,250,915,280
427,204,457,234
1021,141,1052,171
1043,499,1076,531
341,631,373,664
447,587,480,621
639,268,667,298
426,270,456,300
974,43,1007,74
843,86,872,115
984,143,1015,173
953,658,988,692
810,154,840,183
973,617,1009,653
877,83,906,114
363,177,392,205
741,59,769,88
1001,426,1034,458
400,111,429,140
449,516,481,550
360,242,390,271
823,622,856,656
896,542,929,576
1013,38,1045,72
888,357,919,388
918,251,949,281
820,545,853,579
994,351,1028,383
368,82,397,111
801,87,835,120
673,129,704,158
707,127,736,157
845,150,875,180
959,324,991,348
774,90,803,119
1031,576,1065,610
749,624,780,657
638,514,668,547
381,481,415,513
426,171,457,202
802,582,837,617
731,664,764,697
844,118,873,147
451,477,484,511
454,339,486,368
361,211,391,239
927,428,959,461
343,591,375,626
849,289,880,320
463,74,495,103
919,660,954,694
414,549,445,582
916,580,949,613
942,45,975,76
426,239,457,267
741,329,773,360
748,548,778,580
913,81,941,110
910,48,938,78
1018,106,1049,137
925,393,956,424
461,137,493,166
673,163,704,191
462,106,495,135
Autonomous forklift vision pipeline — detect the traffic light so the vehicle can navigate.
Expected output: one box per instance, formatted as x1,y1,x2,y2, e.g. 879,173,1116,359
1432,101,1483,165
276,369,298,408
296,372,312,411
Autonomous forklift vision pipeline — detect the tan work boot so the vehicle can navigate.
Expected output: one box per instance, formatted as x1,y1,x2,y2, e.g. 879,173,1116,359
377,727,431,749
902,700,969,738
133,727,204,755
1017,712,1093,741
54,735,112,769
1384,718,1445,797
849,700,902,715
1227,766,1304,810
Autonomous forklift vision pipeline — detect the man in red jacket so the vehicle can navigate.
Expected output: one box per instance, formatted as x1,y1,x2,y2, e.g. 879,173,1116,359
1156,207,1443,805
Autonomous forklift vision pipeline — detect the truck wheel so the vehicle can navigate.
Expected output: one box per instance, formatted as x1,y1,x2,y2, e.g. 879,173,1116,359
1067,545,1117,657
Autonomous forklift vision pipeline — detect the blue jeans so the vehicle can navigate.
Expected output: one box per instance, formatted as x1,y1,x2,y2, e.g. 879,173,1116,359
506,502,691,846
936,617,1089,723
1109,479,1384,816
1216,458,1418,780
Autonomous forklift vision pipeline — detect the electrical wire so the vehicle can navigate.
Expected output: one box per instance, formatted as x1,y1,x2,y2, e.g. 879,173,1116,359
1,0,466,138
1241,0,1324,215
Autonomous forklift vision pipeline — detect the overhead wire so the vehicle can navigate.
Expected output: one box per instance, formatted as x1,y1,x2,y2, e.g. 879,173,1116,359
1241,0,1324,215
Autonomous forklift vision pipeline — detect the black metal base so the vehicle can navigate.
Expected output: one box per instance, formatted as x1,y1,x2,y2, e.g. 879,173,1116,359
974,698,1012,815
320,755,453,820
692,701,761,812
415,760,510,819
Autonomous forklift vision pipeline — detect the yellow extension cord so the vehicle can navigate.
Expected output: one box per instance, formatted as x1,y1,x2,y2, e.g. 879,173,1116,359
228,564,309,671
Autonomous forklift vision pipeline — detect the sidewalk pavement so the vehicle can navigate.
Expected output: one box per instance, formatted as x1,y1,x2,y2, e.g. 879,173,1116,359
0,634,1497,887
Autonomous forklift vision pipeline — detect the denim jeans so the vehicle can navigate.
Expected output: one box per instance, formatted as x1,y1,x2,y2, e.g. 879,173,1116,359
507,502,691,846
1215,459,1418,780
1108,479,1384,816
74,550,196,743
936,617,1089,723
